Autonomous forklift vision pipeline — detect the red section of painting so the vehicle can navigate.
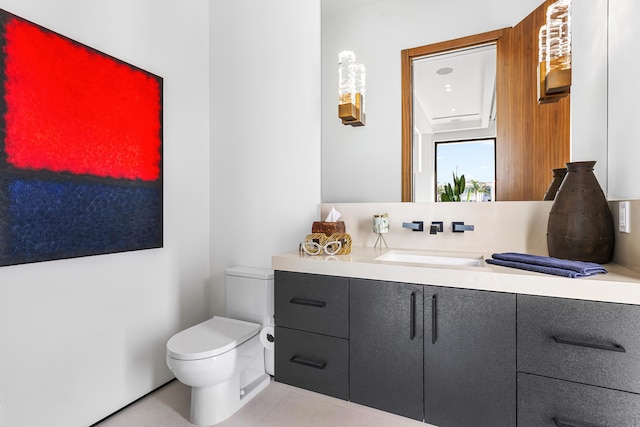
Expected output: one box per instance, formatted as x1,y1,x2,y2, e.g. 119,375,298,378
3,17,161,181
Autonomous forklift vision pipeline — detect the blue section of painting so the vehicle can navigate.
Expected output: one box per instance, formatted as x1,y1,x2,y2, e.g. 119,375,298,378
0,178,162,266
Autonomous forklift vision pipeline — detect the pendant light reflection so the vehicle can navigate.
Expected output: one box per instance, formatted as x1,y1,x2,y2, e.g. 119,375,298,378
338,51,366,127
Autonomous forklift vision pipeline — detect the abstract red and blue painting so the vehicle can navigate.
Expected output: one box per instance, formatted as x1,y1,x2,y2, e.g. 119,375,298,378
0,9,163,267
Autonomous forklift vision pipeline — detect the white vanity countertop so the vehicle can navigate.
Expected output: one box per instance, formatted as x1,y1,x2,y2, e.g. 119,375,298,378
272,246,640,305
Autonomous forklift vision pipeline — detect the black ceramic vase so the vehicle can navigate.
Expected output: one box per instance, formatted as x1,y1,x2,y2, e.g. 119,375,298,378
543,167,567,201
547,161,614,263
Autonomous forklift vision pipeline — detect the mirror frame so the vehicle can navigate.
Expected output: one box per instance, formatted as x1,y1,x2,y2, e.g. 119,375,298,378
401,29,507,202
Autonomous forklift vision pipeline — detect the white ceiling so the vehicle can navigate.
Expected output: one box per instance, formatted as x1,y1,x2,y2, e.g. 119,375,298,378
412,44,497,134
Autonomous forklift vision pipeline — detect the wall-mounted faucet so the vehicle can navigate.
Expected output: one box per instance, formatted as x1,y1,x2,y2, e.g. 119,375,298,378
430,221,444,234
402,221,424,232
452,222,474,232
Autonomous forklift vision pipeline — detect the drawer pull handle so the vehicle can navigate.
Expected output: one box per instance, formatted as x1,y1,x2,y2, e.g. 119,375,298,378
431,294,438,344
552,336,626,353
289,355,327,370
289,298,326,308
410,292,416,340
553,417,581,427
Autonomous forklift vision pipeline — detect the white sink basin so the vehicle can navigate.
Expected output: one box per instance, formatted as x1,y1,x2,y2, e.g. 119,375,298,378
375,251,484,267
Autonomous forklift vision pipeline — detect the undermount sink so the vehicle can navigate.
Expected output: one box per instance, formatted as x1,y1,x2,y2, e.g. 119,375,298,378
375,250,485,267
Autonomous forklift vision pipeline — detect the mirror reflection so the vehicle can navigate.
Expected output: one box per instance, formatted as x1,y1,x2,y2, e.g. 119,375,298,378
321,0,579,203
402,2,571,202
412,44,497,202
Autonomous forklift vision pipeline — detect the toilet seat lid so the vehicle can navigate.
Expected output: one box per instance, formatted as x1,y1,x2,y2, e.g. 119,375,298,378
167,316,260,360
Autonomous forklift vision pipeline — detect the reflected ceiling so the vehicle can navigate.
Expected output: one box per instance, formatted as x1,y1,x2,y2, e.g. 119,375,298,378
413,44,496,134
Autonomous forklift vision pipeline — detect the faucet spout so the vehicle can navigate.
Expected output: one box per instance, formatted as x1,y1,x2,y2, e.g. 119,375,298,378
452,222,474,232
402,221,424,232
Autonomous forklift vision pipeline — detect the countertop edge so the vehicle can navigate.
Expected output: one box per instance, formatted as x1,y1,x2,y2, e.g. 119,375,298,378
272,247,640,305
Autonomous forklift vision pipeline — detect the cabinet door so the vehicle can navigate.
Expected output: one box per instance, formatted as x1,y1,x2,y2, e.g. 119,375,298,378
350,279,424,421
424,286,516,427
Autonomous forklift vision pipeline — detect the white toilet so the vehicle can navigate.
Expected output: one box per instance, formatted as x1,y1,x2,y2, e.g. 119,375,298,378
166,266,274,426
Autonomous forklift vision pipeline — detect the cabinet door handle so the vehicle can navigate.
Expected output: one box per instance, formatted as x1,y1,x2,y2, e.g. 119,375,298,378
289,298,326,308
552,336,626,353
431,294,438,344
410,292,416,340
553,417,582,427
289,355,327,370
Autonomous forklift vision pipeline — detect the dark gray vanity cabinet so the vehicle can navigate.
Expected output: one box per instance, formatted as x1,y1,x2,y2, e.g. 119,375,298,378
274,271,349,400
273,269,640,426
349,278,424,421
423,286,516,427
517,295,640,426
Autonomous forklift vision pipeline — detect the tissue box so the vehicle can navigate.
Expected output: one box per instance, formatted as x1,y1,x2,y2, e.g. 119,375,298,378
312,221,346,236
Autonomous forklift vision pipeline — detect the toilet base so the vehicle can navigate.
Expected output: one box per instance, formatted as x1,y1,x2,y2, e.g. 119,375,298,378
189,372,271,426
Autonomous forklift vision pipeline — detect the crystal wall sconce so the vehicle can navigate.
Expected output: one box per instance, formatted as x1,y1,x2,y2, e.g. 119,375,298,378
338,50,366,126
538,0,571,103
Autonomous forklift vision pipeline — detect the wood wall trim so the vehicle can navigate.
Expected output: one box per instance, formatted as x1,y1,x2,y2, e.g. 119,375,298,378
401,49,413,202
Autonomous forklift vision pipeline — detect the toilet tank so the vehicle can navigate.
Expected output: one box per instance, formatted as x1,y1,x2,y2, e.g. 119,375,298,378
225,266,274,326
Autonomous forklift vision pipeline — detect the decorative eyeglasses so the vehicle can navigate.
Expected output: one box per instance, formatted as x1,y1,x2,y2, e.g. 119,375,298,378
301,232,352,256
301,240,342,256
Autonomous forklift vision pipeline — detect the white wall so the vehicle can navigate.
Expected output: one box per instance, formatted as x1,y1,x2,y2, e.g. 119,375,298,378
209,1,322,315
571,0,609,191
608,0,640,200
321,0,542,202
0,1,211,426
571,0,640,200
413,132,436,202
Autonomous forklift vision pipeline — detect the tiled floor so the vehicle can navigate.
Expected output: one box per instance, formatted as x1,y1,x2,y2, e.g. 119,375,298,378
95,379,432,427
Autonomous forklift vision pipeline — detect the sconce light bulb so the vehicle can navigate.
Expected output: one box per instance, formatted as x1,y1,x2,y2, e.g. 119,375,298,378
338,51,357,105
538,24,548,64
546,0,571,73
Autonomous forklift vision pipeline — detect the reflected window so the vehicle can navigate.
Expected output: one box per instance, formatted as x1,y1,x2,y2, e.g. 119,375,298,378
435,139,495,202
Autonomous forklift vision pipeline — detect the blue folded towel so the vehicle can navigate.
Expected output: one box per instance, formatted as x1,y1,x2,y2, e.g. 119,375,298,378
486,252,607,278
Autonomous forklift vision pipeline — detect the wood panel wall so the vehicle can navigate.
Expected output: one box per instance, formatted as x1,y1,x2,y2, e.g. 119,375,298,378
496,0,570,201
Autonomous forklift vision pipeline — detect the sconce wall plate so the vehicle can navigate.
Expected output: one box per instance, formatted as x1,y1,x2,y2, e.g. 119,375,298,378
339,93,365,126
538,62,571,104
338,102,358,121
545,68,571,94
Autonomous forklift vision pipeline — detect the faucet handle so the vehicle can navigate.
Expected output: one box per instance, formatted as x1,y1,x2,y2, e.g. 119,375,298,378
452,222,474,232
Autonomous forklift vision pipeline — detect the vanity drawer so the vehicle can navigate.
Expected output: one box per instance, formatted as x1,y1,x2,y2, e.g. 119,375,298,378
518,373,640,426
517,294,640,393
274,326,349,400
275,271,349,338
